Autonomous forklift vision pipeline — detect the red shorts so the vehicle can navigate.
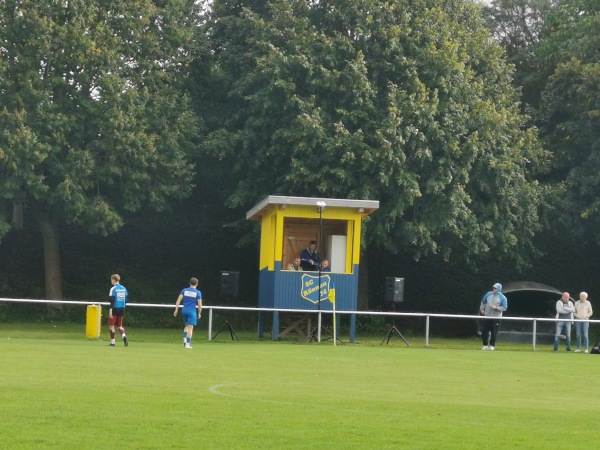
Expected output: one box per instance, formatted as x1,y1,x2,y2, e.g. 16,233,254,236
108,309,124,327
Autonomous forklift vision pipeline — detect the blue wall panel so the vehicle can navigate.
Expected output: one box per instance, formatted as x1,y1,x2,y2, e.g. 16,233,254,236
258,268,275,308
272,264,359,311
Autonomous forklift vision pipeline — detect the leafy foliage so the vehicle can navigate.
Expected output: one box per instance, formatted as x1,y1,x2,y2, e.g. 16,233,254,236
481,0,558,109
199,0,547,265
534,0,600,241
0,0,200,237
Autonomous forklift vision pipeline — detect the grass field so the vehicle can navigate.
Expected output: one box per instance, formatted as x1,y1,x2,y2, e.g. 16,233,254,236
1,323,599,449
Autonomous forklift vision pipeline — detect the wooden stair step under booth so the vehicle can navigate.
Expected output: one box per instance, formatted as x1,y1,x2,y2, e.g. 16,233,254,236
279,313,313,339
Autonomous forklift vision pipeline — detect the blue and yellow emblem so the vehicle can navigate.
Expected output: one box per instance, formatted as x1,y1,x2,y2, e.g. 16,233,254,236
301,273,331,304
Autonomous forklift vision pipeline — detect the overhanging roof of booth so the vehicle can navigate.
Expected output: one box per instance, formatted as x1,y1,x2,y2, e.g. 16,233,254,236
246,196,380,221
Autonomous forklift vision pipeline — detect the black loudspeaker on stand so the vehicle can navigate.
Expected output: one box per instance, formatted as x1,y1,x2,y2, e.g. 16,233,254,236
214,271,240,341
385,276,404,303
382,277,410,346
220,271,239,297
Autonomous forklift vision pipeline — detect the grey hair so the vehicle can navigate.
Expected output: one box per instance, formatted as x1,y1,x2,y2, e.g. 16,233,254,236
580,292,588,298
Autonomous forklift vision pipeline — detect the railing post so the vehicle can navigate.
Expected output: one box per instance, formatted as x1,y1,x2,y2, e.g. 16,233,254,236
317,312,322,342
426,315,430,347
208,307,213,341
532,319,536,351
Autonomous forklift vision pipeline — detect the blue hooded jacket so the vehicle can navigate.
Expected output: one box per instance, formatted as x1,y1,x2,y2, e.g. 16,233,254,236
480,283,508,317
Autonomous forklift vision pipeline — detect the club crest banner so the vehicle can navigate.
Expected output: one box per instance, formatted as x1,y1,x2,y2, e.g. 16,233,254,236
301,273,331,304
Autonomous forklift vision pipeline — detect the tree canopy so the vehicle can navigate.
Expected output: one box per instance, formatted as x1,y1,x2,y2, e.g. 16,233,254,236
533,0,600,241
0,0,200,298
481,0,558,109
198,0,547,265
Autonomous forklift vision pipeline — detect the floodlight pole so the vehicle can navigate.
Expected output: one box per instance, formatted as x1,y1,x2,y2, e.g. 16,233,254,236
316,201,326,342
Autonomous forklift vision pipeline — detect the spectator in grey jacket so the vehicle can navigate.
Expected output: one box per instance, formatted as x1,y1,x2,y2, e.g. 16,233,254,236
574,292,593,353
554,292,576,352
479,283,508,351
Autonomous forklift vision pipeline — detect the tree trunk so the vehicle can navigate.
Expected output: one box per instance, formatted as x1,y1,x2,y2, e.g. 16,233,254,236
12,202,24,229
36,213,63,302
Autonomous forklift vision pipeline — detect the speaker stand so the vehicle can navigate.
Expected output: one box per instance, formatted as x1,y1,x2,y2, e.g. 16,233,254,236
211,320,239,341
307,322,346,345
381,325,410,346
381,303,410,347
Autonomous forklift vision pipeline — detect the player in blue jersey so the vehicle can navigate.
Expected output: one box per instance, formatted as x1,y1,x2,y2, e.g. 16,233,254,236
108,274,129,347
173,277,203,349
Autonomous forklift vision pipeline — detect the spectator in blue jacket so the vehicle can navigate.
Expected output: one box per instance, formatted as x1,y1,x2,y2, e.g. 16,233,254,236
479,283,508,351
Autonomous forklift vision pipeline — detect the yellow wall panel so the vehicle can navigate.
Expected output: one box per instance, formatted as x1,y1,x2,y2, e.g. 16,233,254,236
256,203,369,271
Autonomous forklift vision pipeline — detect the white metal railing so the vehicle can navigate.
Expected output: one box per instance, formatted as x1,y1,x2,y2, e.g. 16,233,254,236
1,297,597,351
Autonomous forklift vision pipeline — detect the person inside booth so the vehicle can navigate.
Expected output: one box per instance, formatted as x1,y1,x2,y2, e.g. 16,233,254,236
300,241,320,271
320,259,331,272
286,257,303,271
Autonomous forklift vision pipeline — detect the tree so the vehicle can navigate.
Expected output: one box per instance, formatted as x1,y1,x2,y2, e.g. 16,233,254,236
199,0,547,266
481,0,558,109
533,0,600,242
0,0,200,299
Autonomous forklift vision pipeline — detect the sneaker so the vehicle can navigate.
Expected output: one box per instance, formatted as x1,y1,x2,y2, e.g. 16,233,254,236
482,346,488,350
489,346,495,351
567,348,571,352
108,343,116,347
184,344,192,349
575,349,581,353
123,336,128,347
553,348,558,351
585,349,589,353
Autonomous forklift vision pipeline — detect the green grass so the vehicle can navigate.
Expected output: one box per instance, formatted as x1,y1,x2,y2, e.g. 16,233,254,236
1,323,599,449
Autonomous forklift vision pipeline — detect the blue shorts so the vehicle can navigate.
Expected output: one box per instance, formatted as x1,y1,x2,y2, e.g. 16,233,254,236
182,309,197,326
